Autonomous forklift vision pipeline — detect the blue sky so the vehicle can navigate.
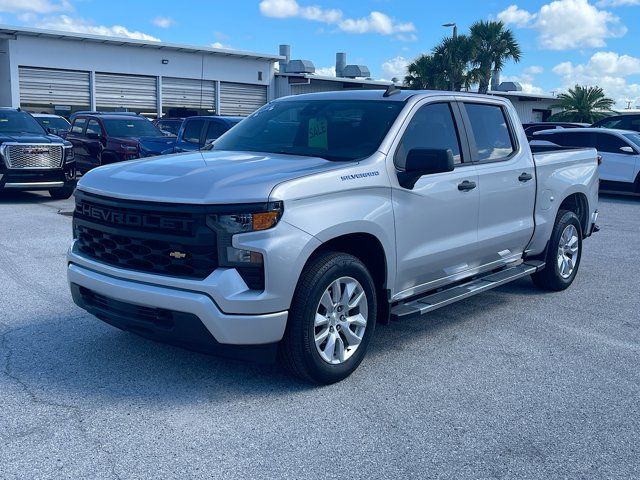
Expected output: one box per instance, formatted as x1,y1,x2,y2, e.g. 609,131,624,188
1,0,640,107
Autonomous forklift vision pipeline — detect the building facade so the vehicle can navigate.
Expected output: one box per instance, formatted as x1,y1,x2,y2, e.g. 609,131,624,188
0,25,280,117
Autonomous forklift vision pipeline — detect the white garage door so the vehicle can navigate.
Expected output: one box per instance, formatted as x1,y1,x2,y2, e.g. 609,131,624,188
162,77,216,112
219,82,267,116
19,67,90,107
95,73,157,111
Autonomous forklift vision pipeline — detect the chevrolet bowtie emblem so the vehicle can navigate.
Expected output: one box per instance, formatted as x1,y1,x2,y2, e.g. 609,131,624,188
169,251,187,259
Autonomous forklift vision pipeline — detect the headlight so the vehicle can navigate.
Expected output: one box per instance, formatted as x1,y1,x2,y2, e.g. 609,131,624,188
64,146,75,162
206,201,283,269
120,144,138,152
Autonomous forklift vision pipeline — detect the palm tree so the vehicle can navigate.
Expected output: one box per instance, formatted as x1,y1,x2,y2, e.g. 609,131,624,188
405,35,476,91
549,85,615,123
470,20,521,94
405,53,449,90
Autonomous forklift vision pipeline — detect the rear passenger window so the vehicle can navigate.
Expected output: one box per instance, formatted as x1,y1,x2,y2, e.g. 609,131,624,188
183,119,204,144
463,103,515,161
551,132,593,148
395,102,463,169
205,121,228,142
71,118,86,134
594,133,628,153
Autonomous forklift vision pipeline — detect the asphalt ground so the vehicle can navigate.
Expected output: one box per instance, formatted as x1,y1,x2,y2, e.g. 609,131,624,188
0,190,638,479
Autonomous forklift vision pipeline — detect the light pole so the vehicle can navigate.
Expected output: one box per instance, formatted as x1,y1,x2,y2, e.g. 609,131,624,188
443,23,457,38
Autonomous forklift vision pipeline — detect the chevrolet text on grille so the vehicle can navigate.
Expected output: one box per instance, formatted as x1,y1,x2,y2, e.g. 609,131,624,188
76,202,193,232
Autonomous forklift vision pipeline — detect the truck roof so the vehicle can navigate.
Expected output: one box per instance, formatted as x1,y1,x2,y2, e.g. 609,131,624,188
535,127,638,136
274,89,509,103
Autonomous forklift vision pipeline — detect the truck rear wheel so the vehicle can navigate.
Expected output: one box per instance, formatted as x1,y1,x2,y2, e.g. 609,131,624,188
280,252,377,384
531,209,582,291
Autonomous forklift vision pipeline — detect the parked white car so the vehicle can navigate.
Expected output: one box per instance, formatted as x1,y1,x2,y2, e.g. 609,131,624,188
533,127,640,193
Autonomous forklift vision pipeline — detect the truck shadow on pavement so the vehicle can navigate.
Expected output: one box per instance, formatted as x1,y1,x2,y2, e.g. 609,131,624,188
0,190,66,204
3,279,539,402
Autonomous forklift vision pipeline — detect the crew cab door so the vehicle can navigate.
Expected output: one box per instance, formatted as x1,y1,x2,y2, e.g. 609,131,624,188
175,118,205,152
66,117,89,170
391,100,480,298
84,119,105,170
593,131,639,184
459,101,536,266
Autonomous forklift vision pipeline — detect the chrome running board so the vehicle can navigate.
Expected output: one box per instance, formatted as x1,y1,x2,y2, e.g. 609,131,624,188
390,261,545,321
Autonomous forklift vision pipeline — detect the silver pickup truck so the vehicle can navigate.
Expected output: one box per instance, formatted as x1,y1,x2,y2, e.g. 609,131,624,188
68,90,599,384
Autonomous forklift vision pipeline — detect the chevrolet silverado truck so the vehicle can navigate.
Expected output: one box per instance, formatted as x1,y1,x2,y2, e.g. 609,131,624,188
67,90,599,384
0,108,76,199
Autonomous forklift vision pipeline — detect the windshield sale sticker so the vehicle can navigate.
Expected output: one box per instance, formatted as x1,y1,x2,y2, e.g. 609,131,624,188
308,117,328,149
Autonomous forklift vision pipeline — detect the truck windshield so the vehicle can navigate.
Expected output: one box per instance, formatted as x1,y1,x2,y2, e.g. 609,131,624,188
35,116,70,131
0,110,46,135
102,118,162,138
213,100,405,161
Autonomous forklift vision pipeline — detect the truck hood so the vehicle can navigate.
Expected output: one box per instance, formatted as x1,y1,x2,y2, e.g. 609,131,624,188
0,133,65,144
77,150,343,204
137,135,177,155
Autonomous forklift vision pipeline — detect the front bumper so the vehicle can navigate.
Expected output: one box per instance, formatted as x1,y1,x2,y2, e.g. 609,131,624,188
68,263,288,347
0,163,76,191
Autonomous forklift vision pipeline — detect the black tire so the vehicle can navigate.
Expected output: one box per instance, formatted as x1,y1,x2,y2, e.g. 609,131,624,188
279,252,377,384
531,209,583,291
48,186,74,199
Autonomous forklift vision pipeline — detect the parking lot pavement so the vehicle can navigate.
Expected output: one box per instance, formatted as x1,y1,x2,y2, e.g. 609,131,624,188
0,190,638,479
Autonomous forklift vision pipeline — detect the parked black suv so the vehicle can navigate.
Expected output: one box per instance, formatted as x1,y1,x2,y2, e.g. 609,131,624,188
66,113,172,173
592,114,640,132
0,108,76,199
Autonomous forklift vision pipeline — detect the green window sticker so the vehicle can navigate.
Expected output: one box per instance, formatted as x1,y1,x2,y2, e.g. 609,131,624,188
308,117,328,149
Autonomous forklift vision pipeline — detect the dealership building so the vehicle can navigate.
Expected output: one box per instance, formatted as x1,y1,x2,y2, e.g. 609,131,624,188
0,25,281,117
0,24,557,122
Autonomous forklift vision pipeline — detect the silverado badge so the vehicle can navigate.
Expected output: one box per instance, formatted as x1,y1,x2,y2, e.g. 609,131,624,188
169,251,187,259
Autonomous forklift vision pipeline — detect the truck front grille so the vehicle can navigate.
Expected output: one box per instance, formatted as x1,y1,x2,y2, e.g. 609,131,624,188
73,191,219,280
4,144,63,169
76,224,219,279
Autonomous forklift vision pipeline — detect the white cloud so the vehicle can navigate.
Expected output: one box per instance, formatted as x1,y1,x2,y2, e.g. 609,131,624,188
210,41,233,50
0,0,71,13
36,15,161,41
498,5,535,27
552,51,640,107
381,56,409,80
339,11,415,35
314,66,336,76
596,0,640,6
152,16,174,28
259,0,416,39
497,0,626,50
524,65,544,75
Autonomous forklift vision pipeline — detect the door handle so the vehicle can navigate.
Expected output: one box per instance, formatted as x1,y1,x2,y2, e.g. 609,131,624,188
518,172,533,182
458,180,477,191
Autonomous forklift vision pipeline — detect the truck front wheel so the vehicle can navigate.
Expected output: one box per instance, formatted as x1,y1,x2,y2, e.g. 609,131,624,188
531,209,582,291
280,252,377,384
49,186,74,200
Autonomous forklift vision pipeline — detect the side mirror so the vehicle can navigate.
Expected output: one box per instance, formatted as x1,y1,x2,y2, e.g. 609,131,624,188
86,131,102,140
620,146,635,154
398,148,455,189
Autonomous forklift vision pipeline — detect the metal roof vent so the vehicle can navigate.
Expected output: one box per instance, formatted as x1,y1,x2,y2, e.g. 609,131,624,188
496,81,523,92
285,59,316,74
342,65,370,79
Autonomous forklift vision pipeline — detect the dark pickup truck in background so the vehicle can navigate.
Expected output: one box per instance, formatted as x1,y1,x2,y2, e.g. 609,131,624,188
0,108,76,199
159,115,243,155
66,112,175,172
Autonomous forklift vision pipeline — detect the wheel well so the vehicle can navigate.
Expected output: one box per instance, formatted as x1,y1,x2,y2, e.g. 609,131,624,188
100,150,119,164
559,193,589,234
310,233,387,291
